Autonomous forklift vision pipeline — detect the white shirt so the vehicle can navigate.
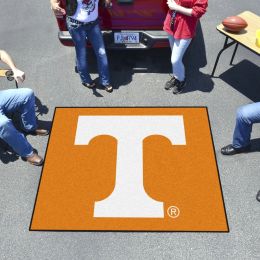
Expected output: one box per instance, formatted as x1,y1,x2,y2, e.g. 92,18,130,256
71,0,99,23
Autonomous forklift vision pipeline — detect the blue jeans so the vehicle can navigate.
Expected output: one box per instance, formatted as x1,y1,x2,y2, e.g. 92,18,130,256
0,88,37,157
66,17,110,86
168,35,192,82
233,102,260,148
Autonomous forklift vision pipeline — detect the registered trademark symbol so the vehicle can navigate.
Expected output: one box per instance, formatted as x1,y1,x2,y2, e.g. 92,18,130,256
167,206,180,218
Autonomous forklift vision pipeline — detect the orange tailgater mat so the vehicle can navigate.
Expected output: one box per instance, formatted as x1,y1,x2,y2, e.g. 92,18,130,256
30,107,228,232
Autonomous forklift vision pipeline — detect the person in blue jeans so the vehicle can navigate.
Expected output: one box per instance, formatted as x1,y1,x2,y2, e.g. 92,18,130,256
221,102,260,155
221,102,260,202
51,0,113,93
0,50,48,166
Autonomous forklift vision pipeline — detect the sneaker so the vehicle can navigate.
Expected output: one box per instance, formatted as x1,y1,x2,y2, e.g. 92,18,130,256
164,76,176,90
82,81,96,89
172,79,186,94
102,84,113,93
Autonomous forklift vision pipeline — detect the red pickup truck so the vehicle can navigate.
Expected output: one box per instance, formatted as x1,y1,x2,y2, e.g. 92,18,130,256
56,0,169,49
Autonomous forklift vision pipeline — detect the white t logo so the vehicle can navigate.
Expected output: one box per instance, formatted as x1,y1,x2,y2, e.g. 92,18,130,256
75,116,186,218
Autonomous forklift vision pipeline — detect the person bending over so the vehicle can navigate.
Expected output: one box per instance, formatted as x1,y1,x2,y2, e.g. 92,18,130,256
164,0,208,94
0,50,48,166
222,103,260,203
50,0,113,93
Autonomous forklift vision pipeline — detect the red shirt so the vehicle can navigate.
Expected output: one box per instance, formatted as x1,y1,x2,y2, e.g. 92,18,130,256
163,0,208,39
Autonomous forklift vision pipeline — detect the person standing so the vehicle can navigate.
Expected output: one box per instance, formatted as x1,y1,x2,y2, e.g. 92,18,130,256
163,0,208,94
50,0,113,92
0,50,48,166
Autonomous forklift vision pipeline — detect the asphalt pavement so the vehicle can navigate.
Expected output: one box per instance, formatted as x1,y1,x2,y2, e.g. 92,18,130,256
0,0,259,259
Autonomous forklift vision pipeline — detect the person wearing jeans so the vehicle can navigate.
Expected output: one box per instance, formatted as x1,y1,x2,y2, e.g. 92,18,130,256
51,0,113,93
221,102,260,155
221,103,260,203
0,50,48,166
168,36,192,83
163,0,208,94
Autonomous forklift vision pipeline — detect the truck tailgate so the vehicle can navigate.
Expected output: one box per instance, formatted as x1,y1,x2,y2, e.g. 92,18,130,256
99,0,168,30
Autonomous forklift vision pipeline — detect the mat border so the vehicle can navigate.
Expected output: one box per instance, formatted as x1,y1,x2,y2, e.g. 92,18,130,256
29,106,229,233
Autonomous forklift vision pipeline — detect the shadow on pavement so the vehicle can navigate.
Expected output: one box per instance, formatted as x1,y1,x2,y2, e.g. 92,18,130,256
0,140,19,164
183,21,214,94
34,96,52,131
219,60,260,101
88,48,172,91
249,138,260,153
35,96,49,117
86,21,213,93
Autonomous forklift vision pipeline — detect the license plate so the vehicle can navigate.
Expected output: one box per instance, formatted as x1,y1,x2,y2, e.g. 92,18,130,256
114,32,139,44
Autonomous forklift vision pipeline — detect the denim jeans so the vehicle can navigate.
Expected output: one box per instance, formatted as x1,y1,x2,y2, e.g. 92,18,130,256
168,35,192,82
233,102,260,148
66,17,110,86
0,88,37,157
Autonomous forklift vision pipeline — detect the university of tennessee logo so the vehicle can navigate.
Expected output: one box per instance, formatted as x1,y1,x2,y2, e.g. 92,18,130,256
76,115,186,218
30,108,228,231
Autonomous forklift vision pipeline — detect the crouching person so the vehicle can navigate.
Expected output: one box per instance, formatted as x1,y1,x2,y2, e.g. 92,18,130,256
0,50,48,166
221,102,260,155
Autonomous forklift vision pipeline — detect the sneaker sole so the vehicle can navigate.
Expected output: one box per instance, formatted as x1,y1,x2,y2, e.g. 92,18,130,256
82,83,96,89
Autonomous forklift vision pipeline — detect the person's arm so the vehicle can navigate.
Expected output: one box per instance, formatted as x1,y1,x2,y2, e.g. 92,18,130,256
190,0,208,19
50,0,66,16
0,50,25,83
103,0,112,8
167,0,192,16
167,0,208,18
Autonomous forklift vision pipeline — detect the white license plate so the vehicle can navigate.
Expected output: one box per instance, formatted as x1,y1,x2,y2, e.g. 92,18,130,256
114,32,139,44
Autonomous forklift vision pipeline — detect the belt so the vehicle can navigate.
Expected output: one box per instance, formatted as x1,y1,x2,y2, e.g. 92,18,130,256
68,17,99,25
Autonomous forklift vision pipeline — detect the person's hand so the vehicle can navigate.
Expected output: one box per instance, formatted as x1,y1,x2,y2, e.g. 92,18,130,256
51,1,66,16
104,0,112,8
167,0,180,11
12,68,25,84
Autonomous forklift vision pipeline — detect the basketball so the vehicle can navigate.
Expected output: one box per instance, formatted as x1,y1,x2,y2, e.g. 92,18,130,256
222,16,248,32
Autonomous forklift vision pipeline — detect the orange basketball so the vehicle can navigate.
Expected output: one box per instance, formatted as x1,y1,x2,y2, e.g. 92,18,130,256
222,16,248,32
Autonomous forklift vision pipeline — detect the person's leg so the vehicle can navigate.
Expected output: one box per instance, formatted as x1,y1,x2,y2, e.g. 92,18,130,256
18,89,37,132
0,88,37,132
168,34,175,50
66,17,93,85
165,36,191,92
0,113,33,157
171,38,192,82
87,23,111,88
232,102,260,148
221,102,260,155
165,35,176,90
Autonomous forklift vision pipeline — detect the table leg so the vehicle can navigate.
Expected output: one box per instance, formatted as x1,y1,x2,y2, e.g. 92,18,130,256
211,37,236,77
230,43,239,65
